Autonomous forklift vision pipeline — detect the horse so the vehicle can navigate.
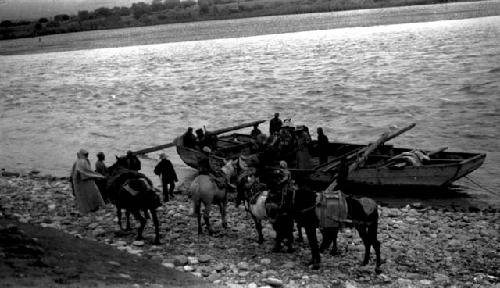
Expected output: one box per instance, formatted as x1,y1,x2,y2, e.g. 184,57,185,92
241,168,296,253
190,159,238,235
317,191,381,272
107,156,162,244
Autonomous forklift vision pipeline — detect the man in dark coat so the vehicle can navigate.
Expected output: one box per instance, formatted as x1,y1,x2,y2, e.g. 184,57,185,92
269,113,283,136
317,127,329,164
126,150,141,171
154,153,178,202
183,127,197,148
251,123,262,139
94,152,109,203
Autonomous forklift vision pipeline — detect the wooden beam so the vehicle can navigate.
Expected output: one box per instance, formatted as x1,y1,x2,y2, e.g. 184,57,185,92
324,123,416,193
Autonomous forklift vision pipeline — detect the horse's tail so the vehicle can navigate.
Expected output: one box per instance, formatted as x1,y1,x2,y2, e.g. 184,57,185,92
190,176,201,217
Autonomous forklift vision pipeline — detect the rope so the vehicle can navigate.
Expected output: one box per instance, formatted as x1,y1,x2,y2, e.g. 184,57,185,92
464,176,500,197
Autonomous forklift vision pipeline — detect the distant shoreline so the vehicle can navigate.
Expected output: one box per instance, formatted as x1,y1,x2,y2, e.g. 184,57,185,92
1,0,500,55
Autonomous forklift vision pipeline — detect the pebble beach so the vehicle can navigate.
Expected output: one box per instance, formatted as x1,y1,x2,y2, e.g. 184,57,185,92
1,174,499,287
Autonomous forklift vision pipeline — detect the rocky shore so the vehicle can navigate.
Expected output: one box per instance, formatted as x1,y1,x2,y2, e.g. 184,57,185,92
1,174,499,287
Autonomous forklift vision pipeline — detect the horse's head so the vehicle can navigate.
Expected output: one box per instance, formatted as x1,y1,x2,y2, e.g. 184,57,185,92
108,155,128,174
221,159,239,186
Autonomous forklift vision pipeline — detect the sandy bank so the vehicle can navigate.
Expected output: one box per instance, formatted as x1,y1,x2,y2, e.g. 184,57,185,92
1,0,500,55
1,175,499,287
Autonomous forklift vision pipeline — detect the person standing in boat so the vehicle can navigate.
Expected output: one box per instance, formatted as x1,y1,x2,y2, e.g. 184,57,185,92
296,125,313,169
317,127,329,164
70,149,105,214
195,129,208,150
269,113,283,136
183,127,197,149
125,150,141,171
94,152,109,203
154,153,178,202
251,123,262,139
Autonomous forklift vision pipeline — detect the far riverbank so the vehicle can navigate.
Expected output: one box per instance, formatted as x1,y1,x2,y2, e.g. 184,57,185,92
1,0,500,55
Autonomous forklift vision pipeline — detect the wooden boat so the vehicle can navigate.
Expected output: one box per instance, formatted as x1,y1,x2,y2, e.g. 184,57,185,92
307,142,486,189
136,120,486,189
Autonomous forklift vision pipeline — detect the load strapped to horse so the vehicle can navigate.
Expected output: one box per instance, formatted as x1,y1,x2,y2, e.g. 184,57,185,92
107,155,162,245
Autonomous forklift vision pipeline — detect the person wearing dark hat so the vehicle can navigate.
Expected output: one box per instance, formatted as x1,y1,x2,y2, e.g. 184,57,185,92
154,153,178,202
269,113,283,136
317,127,329,164
94,152,109,203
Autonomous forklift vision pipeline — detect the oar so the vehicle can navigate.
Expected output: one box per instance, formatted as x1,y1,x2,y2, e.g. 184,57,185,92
324,123,416,193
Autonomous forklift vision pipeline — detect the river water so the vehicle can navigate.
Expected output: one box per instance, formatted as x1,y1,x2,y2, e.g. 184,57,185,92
1,16,499,207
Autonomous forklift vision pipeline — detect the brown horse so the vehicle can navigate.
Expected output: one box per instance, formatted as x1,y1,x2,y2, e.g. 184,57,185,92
190,159,238,235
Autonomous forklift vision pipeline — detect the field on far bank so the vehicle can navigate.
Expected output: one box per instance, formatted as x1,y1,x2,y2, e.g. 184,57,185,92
1,0,500,55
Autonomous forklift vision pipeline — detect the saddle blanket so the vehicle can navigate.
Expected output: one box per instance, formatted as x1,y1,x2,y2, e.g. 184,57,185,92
250,191,268,219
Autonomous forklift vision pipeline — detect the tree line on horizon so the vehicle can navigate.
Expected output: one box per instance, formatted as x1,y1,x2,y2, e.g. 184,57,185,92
0,0,454,41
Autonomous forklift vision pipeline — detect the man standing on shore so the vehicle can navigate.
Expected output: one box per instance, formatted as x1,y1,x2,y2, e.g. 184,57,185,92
94,152,109,203
154,153,178,202
71,149,105,214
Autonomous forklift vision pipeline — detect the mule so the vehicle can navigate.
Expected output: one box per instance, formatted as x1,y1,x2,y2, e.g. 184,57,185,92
107,156,162,244
190,159,238,235
318,192,381,272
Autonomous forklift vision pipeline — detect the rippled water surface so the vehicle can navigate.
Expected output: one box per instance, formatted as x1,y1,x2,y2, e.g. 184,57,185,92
1,16,499,206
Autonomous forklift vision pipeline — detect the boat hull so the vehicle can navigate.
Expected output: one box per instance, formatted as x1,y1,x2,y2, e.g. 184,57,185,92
176,133,486,189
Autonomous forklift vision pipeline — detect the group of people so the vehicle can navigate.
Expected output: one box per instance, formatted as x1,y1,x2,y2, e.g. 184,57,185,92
181,127,218,153
70,148,178,215
249,113,330,168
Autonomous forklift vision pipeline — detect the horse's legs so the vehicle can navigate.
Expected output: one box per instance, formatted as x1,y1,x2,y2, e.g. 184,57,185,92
125,210,132,231
131,209,146,241
296,221,304,243
320,227,339,255
283,216,295,253
304,224,320,270
117,206,123,230
330,227,340,255
272,222,284,253
195,202,202,235
319,228,331,252
219,200,228,229
369,220,381,272
252,215,264,244
356,224,371,266
203,203,214,235
151,209,161,245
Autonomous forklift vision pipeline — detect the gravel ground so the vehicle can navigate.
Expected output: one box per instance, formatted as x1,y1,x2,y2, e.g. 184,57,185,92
1,175,499,288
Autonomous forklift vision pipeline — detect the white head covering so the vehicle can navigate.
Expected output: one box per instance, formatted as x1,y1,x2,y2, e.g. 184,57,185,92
279,161,288,169
78,149,89,159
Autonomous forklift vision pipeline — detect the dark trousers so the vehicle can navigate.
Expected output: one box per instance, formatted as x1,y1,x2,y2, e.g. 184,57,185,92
162,180,175,201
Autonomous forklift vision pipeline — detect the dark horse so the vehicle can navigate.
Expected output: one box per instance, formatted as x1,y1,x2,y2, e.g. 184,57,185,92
107,156,162,244
241,168,297,253
292,174,381,272
318,191,381,272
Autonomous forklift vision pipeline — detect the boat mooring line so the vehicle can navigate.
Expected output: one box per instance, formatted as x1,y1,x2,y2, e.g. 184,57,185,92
464,176,500,198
